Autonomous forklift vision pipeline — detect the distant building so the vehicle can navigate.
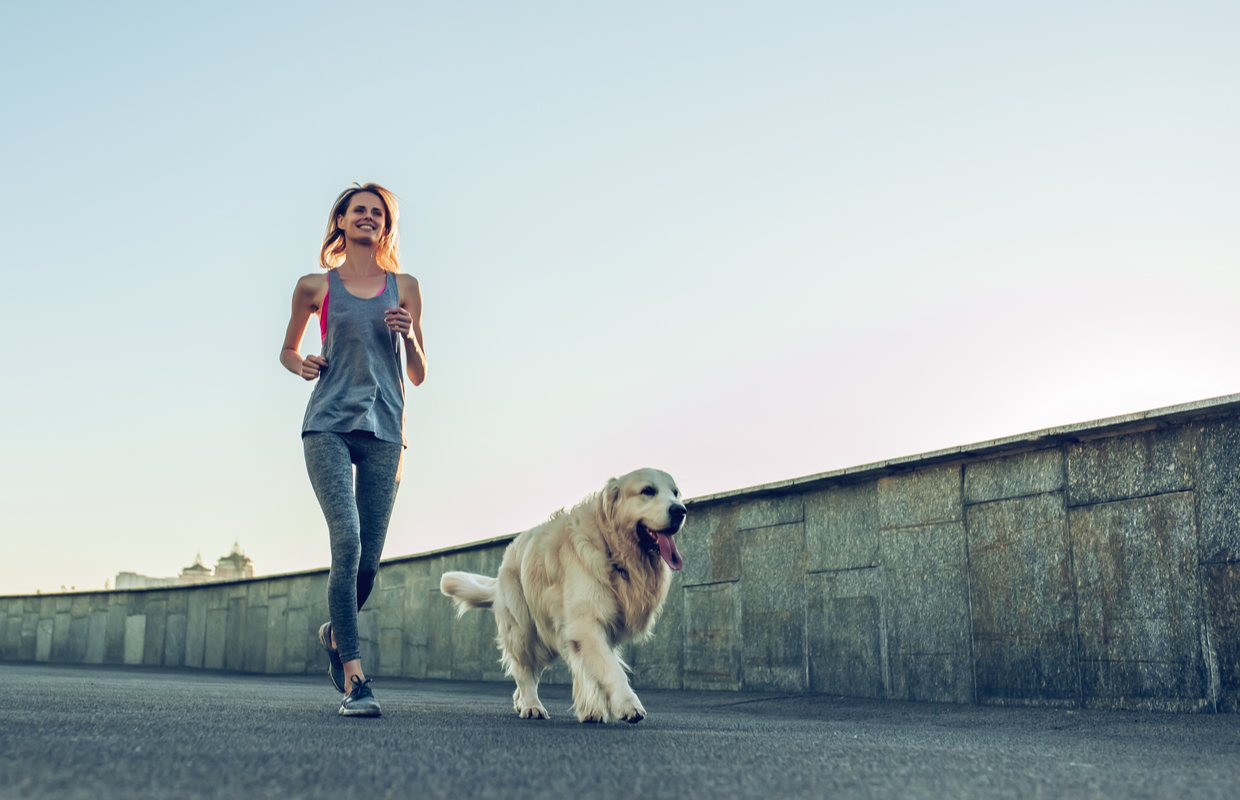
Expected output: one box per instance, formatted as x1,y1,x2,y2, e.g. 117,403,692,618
114,542,255,589
213,541,254,582
114,572,179,590
178,553,214,585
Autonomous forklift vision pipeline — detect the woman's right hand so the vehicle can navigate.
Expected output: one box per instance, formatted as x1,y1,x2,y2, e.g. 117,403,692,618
301,355,328,381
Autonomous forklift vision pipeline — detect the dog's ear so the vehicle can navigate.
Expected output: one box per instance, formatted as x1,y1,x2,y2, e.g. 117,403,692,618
600,477,622,530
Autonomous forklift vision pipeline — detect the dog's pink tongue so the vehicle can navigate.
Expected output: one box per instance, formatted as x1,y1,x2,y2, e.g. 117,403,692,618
656,533,683,571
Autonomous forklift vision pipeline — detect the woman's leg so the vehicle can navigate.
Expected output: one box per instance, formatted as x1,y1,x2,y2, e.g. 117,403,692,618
352,433,404,614
303,432,366,669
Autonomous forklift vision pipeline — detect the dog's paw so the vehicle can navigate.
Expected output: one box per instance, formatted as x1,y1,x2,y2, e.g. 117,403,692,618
518,705,549,720
613,694,646,724
578,712,604,724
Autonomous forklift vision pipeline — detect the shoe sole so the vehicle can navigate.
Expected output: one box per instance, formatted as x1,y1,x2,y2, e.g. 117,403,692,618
339,706,381,717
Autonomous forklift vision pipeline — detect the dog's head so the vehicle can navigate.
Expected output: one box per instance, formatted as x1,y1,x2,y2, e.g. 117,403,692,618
602,468,686,571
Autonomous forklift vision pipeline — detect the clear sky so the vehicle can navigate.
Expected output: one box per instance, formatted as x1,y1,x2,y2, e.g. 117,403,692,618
1,1,1236,596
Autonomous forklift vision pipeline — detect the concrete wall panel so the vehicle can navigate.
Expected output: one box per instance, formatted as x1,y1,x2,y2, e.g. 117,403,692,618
683,582,740,691
740,522,806,691
966,492,1078,704
1071,493,1209,707
1196,418,1240,562
678,504,741,587
806,567,887,698
805,482,878,572
1203,562,1240,712
880,522,972,704
964,448,1064,504
1067,428,1196,507
879,466,962,529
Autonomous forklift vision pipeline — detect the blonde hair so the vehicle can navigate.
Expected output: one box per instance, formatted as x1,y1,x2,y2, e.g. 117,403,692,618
319,182,401,272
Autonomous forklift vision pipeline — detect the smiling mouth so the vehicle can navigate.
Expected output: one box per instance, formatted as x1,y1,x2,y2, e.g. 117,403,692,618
636,520,684,571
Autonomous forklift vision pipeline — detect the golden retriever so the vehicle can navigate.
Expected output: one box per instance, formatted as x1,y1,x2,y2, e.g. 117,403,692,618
440,468,686,723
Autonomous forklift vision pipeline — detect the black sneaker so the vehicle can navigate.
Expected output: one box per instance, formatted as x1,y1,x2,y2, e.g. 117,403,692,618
318,622,345,693
339,676,381,717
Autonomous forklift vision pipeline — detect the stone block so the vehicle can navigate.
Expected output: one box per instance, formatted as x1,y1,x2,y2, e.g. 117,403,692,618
805,481,879,572
55,596,71,613
247,582,268,608
1070,493,1208,705
878,465,962,530
879,521,968,573
1203,562,1240,712
891,654,974,704
166,591,188,616
163,614,187,667
20,614,38,661
678,504,741,587
740,522,806,692
267,579,289,598
204,609,227,670
964,448,1065,505
285,608,310,674
71,595,91,618
206,585,229,612
402,566,435,678
104,604,126,664
3,615,20,661
51,612,71,661
880,521,973,704
69,615,89,662
884,566,972,657
224,598,247,671
424,578,456,680
628,573,683,690
35,618,52,662
966,493,1078,704
1196,418,1240,562
244,605,268,673
806,568,888,698
683,582,741,691
378,627,404,677
123,615,145,665
1066,427,1195,507
265,595,288,674
142,599,167,666
288,576,313,610
738,495,803,530
449,592,486,682
86,611,107,664
185,592,207,668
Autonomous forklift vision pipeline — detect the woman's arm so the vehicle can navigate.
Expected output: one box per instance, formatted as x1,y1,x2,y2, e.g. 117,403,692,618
280,274,329,380
385,274,427,386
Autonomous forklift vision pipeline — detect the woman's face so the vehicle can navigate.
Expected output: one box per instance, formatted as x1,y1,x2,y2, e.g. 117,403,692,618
336,191,387,245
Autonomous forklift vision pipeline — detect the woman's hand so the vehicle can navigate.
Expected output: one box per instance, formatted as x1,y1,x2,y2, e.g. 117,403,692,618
301,355,328,381
384,307,413,338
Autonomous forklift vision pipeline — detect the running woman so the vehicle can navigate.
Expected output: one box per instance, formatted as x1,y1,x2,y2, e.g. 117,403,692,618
279,183,426,716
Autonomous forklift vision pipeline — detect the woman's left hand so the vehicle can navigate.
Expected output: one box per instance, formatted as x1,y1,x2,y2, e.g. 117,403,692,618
384,307,413,337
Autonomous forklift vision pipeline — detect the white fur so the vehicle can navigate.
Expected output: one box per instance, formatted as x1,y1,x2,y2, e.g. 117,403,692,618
439,468,684,723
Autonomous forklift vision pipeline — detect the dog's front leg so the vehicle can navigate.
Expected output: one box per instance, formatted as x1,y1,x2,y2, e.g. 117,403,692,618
561,623,646,723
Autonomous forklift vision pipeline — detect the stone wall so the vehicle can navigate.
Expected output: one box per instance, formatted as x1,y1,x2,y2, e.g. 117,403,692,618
5,395,1240,712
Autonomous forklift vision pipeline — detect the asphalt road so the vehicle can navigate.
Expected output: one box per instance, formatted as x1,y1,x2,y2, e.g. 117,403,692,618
2,663,1238,800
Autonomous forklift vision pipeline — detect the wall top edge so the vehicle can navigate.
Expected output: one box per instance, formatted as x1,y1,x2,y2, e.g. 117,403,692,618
7,394,1237,601
685,392,1240,507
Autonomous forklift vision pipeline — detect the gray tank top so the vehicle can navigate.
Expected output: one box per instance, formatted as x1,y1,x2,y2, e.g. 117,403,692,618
301,270,406,447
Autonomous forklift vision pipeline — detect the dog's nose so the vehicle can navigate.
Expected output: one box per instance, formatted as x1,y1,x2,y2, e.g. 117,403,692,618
668,504,687,528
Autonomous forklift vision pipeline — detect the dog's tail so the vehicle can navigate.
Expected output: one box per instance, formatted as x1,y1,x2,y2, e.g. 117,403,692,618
439,571,498,617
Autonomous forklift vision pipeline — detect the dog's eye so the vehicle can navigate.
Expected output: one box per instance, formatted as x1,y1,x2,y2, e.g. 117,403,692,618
641,486,657,497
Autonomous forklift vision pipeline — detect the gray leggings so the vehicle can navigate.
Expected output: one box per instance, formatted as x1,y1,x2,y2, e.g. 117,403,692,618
303,431,403,664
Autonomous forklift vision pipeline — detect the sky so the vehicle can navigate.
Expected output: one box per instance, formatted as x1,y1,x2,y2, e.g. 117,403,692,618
1,1,1237,596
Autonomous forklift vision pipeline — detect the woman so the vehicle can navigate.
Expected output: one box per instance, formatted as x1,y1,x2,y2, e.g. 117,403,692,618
280,182,426,717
